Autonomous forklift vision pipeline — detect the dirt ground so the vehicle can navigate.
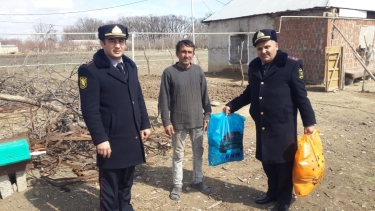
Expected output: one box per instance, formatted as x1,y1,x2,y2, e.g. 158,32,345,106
1,71,375,211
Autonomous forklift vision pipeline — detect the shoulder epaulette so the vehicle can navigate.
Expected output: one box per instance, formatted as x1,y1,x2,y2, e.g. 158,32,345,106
287,56,299,61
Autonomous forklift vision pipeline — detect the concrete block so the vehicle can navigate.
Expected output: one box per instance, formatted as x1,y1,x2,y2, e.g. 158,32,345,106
16,171,27,192
0,174,14,199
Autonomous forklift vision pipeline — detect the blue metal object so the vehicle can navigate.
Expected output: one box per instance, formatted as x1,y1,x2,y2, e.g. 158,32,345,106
0,139,30,167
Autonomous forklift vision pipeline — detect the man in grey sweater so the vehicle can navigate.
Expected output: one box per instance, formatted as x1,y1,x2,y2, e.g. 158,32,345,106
158,40,212,201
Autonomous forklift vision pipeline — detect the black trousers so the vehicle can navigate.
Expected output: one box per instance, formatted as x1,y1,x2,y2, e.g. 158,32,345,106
262,161,294,206
99,166,135,211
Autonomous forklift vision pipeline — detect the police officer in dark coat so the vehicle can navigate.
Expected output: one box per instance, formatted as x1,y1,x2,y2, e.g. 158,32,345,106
223,29,316,211
78,24,151,211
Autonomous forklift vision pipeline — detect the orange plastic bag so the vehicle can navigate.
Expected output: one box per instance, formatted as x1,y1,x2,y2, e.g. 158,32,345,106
292,129,325,198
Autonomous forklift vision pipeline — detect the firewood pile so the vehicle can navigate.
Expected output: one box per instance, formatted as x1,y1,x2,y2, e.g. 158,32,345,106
0,63,171,186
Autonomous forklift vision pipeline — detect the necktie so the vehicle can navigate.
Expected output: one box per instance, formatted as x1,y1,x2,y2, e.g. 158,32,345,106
116,62,126,77
262,64,269,75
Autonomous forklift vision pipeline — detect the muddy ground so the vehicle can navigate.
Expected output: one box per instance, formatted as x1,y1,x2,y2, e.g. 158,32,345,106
1,71,375,211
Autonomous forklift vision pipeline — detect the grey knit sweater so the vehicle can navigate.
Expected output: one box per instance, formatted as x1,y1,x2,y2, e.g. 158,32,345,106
158,63,211,130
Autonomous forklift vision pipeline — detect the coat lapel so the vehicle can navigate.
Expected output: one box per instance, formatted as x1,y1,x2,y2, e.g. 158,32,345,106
252,66,262,79
263,64,278,80
123,62,133,86
108,65,127,84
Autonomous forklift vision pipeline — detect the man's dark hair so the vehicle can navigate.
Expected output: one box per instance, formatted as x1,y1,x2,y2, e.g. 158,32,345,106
175,40,195,52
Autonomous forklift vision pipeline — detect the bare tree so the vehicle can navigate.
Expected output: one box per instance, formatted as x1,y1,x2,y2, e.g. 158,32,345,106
33,22,58,51
63,18,104,40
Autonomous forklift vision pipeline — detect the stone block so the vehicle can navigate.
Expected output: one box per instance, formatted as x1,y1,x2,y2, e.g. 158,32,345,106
16,171,28,192
0,174,13,199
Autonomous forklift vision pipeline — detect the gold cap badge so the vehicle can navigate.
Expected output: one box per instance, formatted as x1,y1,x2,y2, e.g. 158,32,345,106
104,25,126,38
255,31,270,43
112,25,122,34
257,31,265,39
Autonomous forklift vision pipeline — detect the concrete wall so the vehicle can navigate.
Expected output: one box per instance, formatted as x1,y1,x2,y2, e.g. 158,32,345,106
329,19,375,70
206,15,274,73
207,8,375,83
206,9,330,75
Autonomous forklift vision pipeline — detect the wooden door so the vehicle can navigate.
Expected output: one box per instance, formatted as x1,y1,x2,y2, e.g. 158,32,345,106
324,46,343,91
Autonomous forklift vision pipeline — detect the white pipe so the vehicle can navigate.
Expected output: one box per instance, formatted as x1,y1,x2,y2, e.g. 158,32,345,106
278,16,375,33
0,32,256,35
2,16,375,36
191,0,196,64
131,32,135,61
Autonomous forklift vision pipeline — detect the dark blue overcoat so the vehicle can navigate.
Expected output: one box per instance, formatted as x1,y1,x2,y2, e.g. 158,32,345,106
227,50,316,163
78,49,150,168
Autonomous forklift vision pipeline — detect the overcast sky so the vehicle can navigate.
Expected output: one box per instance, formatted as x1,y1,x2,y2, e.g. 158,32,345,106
0,0,230,38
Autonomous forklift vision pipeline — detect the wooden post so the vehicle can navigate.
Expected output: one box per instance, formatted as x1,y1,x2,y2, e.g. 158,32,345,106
143,47,150,75
340,46,345,90
239,40,245,87
333,24,375,82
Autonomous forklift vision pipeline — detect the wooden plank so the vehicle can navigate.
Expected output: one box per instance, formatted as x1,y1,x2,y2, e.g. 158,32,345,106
327,50,341,90
340,46,345,89
333,24,375,81
325,46,342,92
0,133,29,145
0,161,33,176
46,136,92,141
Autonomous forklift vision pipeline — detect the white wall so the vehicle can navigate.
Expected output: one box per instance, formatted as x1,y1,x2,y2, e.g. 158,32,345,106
206,15,274,73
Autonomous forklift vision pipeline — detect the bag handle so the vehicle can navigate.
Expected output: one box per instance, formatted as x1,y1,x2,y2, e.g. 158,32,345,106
306,130,323,168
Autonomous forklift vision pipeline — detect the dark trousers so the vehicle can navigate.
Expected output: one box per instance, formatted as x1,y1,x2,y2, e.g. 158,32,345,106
262,161,294,206
99,166,135,211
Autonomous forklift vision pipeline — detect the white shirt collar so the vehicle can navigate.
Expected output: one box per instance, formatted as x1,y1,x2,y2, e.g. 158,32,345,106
107,56,123,67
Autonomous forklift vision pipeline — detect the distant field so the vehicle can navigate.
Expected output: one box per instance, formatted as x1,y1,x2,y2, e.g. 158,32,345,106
0,50,208,76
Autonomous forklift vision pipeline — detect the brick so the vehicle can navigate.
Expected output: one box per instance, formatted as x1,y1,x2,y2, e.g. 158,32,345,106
0,175,13,199
16,171,27,192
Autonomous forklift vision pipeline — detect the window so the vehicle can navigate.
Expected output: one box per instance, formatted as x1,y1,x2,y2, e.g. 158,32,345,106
229,35,248,64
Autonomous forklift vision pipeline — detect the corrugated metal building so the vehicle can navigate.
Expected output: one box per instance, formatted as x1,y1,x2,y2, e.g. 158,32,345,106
203,0,375,86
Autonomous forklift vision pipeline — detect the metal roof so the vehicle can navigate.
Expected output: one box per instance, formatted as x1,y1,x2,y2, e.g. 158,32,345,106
204,0,375,22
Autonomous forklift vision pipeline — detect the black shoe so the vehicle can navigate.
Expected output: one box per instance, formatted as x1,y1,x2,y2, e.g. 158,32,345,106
277,205,289,211
255,195,276,204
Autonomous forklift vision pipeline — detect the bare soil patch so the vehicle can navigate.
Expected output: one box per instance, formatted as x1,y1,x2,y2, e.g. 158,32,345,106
1,72,375,211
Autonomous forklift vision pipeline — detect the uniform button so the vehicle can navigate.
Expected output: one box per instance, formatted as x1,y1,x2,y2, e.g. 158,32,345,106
262,127,265,130
259,97,263,100
135,136,138,139
261,82,264,85
132,101,134,104
261,112,264,115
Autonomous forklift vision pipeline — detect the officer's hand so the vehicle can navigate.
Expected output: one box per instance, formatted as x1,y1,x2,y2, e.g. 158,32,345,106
203,119,209,132
141,128,151,140
164,125,174,138
222,106,231,116
304,125,315,134
97,141,111,158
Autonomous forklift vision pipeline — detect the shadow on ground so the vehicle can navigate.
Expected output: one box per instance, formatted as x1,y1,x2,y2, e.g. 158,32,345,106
23,164,273,211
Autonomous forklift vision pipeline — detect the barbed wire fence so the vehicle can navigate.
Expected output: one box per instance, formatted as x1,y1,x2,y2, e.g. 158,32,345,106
0,30,253,140
0,32,214,139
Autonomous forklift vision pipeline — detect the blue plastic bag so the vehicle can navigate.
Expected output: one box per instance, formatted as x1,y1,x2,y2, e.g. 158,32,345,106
207,112,246,166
